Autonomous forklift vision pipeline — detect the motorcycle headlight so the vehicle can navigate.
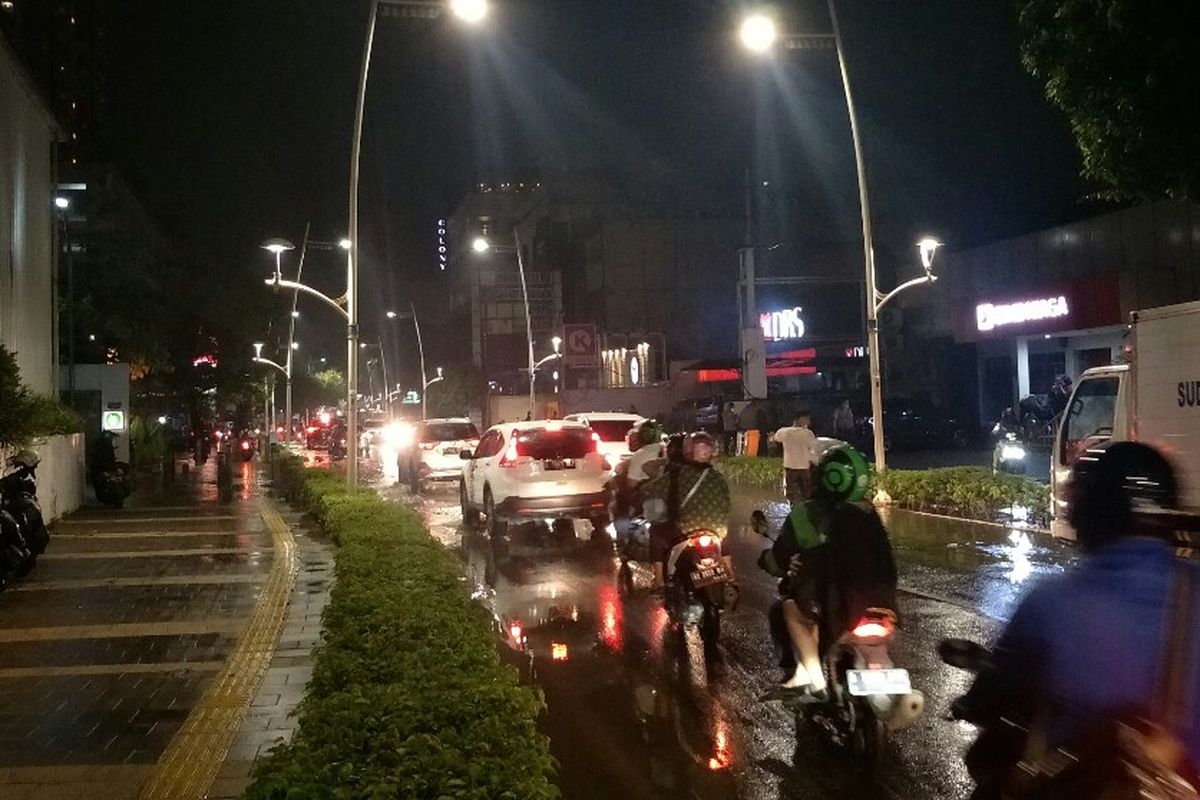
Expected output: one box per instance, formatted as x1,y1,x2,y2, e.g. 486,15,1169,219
1001,444,1026,460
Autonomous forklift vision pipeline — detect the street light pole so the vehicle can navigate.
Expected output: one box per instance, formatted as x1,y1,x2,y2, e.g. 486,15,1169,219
472,231,535,419
387,305,428,419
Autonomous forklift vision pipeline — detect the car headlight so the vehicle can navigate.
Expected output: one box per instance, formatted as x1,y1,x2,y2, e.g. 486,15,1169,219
383,422,415,448
1001,444,1026,460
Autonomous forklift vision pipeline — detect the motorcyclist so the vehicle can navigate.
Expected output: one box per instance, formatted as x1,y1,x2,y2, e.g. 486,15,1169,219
955,442,1200,794
641,431,731,589
759,445,897,696
609,420,664,542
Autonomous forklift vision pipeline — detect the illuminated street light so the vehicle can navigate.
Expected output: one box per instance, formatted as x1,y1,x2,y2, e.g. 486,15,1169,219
918,237,943,272
472,231,536,417
740,13,777,53
291,341,300,350
291,310,300,318
54,196,70,210
471,236,490,254
385,310,397,319
449,0,488,24
338,238,352,250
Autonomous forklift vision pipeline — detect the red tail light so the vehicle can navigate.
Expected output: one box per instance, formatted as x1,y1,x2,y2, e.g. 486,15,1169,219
851,618,894,639
240,440,251,451
306,426,318,434
590,431,601,452
696,533,715,549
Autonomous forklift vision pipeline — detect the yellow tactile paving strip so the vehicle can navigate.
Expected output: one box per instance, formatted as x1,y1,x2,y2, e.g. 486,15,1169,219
0,661,226,679
0,620,248,643
40,547,263,560
136,500,298,800
14,574,264,592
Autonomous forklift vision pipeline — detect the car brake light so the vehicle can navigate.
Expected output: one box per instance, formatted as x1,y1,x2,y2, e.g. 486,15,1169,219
500,436,521,467
851,618,894,639
590,431,600,453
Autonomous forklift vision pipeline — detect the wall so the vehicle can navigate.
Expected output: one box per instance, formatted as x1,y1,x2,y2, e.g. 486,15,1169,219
0,38,59,396
1,434,84,523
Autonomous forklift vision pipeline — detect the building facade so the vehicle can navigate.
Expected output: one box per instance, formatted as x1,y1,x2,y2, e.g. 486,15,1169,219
895,201,1200,427
1,33,63,395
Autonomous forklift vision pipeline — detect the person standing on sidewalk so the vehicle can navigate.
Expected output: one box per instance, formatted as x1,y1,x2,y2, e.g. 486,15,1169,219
772,411,819,505
722,403,739,455
833,399,856,442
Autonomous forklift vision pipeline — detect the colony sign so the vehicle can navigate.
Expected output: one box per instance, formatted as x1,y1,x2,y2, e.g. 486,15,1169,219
976,295,1070,332
759,307,806,342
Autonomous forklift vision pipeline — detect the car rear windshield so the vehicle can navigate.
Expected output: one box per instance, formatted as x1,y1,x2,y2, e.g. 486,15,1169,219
518,428,593,459
421,422,479,442
588,420,636,442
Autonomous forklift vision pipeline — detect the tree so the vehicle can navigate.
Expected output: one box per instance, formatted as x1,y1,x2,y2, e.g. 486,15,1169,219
1016,0,1200,200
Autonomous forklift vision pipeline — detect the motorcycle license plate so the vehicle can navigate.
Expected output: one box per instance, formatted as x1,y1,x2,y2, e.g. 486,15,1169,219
690,562,730,588
846,668,911,697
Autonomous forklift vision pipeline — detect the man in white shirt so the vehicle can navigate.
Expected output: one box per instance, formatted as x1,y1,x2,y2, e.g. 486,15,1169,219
771,411,819,506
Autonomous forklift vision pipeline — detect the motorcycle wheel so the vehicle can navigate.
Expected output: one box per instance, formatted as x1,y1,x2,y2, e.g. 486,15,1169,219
617,561,634,597
852,704,888,769
700,601,721,648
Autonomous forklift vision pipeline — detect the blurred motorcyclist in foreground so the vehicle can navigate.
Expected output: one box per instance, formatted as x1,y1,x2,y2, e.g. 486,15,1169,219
957,441,1199,796
609,420,664,542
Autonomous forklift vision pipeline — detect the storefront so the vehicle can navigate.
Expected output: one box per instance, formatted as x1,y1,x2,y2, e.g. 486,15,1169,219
963,276,1125,423
900,200,1200,428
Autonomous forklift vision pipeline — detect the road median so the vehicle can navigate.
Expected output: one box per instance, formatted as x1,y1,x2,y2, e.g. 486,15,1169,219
718,457,1050,527
243,452,557,799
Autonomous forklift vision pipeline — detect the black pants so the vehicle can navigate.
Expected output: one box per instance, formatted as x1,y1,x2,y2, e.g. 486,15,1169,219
784,467,811,506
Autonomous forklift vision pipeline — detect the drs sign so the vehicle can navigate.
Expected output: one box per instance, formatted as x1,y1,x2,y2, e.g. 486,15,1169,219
759,307,806,342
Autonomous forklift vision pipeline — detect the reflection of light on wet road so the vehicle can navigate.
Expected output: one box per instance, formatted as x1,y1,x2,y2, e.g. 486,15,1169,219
708,710,732,771
1006,530,1033,584
599,584,623,652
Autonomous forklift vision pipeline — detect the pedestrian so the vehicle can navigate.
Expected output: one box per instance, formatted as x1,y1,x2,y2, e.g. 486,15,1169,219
771,411,819,505
722,402,739,456
833,399,856,441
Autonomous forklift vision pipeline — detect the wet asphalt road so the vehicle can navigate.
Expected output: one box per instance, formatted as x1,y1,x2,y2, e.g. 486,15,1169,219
374,456,1074,800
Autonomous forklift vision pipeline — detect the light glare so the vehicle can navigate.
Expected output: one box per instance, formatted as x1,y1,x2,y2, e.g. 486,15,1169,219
740,14,777,53
449,0,488,24
471,236,490,254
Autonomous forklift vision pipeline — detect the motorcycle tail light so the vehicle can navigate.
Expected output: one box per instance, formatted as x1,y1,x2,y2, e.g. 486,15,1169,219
240,440,251,451
851,618,894,639
696,533,714,549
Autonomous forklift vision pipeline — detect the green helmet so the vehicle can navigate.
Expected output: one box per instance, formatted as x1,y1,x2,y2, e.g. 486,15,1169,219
814,444,870,503
627,419,663,450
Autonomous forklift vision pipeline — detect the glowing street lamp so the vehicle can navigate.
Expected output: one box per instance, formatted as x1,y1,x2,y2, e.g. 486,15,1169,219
739,13,777,53
471,231,536,417
449,0,488,23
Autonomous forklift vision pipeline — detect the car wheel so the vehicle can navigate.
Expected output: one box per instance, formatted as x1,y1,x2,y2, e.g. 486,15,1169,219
484,488,506,539
460,480,481,529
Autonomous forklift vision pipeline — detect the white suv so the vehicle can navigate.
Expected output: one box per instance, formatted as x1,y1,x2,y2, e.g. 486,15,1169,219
562,412,644,468
459,420,610,537
399,418,480,493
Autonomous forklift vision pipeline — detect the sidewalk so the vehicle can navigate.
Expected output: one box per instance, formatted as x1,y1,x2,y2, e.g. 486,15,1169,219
0,455,331,800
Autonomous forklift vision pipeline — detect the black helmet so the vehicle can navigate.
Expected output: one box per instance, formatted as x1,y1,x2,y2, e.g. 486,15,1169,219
1066,441,1178,550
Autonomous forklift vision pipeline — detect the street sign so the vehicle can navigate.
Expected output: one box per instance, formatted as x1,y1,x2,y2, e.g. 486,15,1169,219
102,410,126,432
563,324,598,366
401,390,420,405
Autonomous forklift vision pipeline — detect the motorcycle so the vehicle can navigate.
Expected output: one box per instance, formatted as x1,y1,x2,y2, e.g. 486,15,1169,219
939,638,1032,798
93,463,132,508
751,509,924,767
0,450,49,557
1018,375,1072,444
616,519,739,649
236,434,255,462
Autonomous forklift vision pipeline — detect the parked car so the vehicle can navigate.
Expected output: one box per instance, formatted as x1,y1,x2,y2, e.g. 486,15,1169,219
398,418,480,493
562,412,644,468
855,398,972,452
459,421,610,540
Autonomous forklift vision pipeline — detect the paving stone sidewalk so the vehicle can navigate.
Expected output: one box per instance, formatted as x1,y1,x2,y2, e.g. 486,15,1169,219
0,456,332,800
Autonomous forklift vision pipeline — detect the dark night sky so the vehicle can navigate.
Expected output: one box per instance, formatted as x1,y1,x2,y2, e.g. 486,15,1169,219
100,0,1089,372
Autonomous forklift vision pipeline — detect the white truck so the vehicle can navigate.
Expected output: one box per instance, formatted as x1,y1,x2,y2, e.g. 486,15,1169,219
1051,300,1200,541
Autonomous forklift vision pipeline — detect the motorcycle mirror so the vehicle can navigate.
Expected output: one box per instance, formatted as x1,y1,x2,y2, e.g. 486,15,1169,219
938,638,988,671
750,509,770,537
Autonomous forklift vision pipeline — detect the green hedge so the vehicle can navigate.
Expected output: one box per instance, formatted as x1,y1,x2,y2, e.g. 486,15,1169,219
245,452,557,800
716,457,1050,524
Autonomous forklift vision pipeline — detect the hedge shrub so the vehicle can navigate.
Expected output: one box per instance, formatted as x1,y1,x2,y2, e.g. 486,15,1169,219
716,457,1050,525
245,452,557,800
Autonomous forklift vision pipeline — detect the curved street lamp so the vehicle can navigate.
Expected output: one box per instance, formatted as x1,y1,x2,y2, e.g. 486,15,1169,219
739,3,942,472
471,232,537,418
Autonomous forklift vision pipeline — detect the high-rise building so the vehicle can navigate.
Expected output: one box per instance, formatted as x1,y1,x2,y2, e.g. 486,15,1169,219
0,0,107,165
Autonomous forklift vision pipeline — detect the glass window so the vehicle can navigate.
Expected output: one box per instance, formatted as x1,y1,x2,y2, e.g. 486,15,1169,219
517,428,594,460
421,422,479,443
1061,377,1119,463
587,420,636,442
477,431,503,458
